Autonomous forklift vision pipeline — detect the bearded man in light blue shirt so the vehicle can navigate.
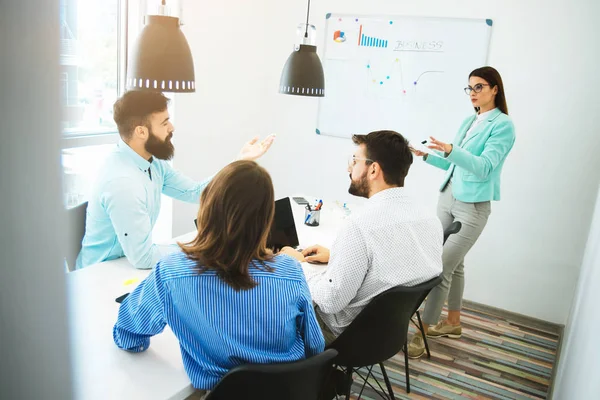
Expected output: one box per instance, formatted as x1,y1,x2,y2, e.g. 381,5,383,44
76,91,275,270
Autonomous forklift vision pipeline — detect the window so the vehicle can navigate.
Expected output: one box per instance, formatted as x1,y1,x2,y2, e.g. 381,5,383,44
60,0,125,209
60,0,122,136
62,144,116,207
61,0,174,242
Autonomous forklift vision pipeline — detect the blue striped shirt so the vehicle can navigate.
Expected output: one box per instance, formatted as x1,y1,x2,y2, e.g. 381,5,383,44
113,251,325,390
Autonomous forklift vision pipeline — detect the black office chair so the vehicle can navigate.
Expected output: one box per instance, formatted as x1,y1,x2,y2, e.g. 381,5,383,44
410,220,463,358
443,220,462,244
205,349,338,400
326,278,442,399
65,201,88,272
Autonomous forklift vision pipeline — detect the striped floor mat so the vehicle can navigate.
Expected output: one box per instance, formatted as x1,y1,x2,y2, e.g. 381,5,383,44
345,306,559,399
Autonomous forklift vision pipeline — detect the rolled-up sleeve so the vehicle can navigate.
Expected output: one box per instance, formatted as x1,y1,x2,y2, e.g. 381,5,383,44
161,162,212,204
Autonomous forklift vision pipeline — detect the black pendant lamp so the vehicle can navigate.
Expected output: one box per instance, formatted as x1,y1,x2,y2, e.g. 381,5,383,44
279,0,325,97
127,1,195,93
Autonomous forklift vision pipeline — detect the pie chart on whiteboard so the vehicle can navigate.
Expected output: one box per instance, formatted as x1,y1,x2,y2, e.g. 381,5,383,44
333,30,346,43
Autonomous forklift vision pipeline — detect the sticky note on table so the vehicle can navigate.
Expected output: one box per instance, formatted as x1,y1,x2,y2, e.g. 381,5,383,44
123,278,140,286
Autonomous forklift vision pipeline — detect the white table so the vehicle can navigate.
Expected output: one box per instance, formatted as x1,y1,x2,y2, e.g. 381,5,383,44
292,197,345,249
68,196,351,400
68,248,193,400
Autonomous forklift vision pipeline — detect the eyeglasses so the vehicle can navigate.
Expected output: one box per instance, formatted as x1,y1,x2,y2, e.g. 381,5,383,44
464,83,490,95
348,155,374,168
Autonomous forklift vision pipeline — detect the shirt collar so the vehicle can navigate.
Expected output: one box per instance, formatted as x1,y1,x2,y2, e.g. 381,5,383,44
117,138,153,171
367,187,407,203
477,107,501,121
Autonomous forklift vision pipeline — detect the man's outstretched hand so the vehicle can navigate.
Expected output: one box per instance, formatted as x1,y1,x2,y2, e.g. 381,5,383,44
237,134,276,161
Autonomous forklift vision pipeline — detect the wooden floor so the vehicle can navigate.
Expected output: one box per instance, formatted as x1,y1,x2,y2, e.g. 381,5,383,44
346,304,561,400
184,303,561,400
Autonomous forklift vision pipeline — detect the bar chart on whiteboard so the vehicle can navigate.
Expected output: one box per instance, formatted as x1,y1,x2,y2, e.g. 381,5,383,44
316,13,492,143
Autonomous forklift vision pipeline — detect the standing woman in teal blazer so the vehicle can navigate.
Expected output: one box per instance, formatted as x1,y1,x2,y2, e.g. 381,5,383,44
407,66,515,358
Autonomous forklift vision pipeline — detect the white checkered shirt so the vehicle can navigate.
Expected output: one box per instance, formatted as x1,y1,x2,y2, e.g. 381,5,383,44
304,187,443,336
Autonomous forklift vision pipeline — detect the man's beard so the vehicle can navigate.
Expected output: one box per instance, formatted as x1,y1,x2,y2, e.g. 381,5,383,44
145,128,174,160
348,171,369,198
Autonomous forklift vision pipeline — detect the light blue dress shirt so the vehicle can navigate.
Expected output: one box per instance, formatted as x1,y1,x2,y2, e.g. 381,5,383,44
76,139,210,270
113,252,325,390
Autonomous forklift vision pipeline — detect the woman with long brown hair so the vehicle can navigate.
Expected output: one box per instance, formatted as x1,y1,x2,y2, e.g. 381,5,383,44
113,160,325,393
408,66,516,358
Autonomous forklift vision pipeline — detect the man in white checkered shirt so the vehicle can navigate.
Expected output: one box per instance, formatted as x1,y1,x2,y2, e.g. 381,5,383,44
281,130,443,344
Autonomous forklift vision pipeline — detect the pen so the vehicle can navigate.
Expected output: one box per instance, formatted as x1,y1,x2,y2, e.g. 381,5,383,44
305,213,312,224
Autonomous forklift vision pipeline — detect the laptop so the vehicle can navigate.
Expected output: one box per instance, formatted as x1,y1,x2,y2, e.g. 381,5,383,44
267,197,300,252
194,197,300,252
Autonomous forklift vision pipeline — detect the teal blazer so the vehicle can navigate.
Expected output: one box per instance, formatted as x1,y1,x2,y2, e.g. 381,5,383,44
425,108,515,203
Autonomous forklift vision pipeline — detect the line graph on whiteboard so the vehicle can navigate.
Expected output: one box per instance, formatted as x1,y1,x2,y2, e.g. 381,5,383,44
364,58,444,96
317,13,492,138
323,17,447,99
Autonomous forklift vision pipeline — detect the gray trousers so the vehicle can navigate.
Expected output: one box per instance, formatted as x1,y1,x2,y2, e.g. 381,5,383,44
422,182,491,325
315,307,337,346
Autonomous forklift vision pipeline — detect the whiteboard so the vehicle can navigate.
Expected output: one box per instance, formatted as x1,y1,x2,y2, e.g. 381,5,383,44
316,13,492,142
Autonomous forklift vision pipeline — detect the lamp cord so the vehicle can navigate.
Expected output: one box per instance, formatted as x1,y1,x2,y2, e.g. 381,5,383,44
304,0,311,38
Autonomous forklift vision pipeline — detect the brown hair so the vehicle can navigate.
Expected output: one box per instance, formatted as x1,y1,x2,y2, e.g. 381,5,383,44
179,160,275,291
352,130,413,187
113,90,170,139
469,66,509,115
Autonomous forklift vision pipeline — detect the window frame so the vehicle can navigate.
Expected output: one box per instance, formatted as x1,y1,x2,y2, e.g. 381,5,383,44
60,0,173,239
60,0,148,149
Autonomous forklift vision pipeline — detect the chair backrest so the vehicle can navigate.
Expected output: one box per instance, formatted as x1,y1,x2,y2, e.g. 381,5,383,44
405,222,460,316
65,201,88,272
409,274,443,322
206,349,338,400
443,221,462,244
327,277,442,367
405,223,459,321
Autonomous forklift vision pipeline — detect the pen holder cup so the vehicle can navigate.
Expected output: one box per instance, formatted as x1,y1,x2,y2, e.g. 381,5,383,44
304,209,321,227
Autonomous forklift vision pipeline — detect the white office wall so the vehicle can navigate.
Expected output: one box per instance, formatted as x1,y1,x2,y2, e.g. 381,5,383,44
172,0,600,324
552,185,600,399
